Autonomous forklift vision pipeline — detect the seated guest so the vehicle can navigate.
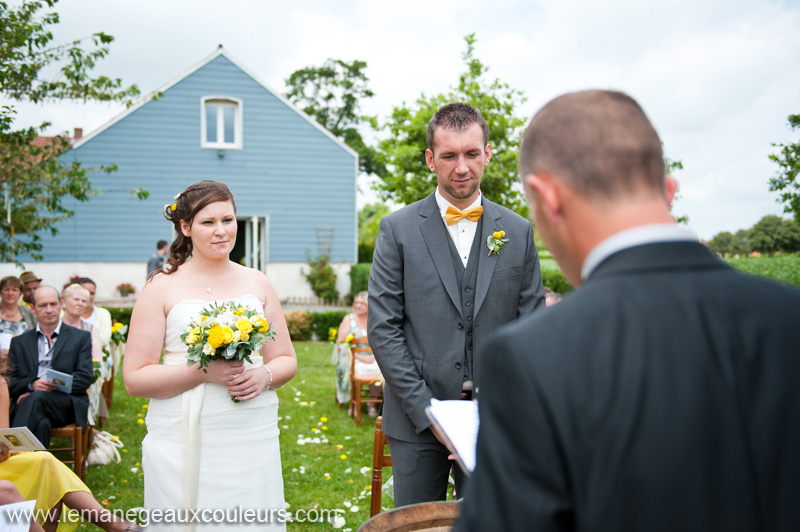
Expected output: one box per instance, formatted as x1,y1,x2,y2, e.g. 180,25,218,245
60,284,103,362
8,286,92,448
0,276,36,358
0,368,142,532
78,278,112,351
19,271,42,308
336,291,381,417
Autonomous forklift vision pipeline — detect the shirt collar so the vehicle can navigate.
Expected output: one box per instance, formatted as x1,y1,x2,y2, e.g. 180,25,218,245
36,320,63,338
435,188,482,219
581,223,698,281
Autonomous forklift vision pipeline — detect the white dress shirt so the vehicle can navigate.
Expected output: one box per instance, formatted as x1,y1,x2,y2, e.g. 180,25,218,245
435,188,482,267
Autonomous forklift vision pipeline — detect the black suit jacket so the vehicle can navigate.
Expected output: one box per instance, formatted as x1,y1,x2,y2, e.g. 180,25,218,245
8,323,94,429
455,242,800,532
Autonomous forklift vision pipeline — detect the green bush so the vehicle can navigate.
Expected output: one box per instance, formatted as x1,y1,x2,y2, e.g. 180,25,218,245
358,241,375,263
310,310,349,341
107,307,133,326
349,263,371,299
725,256,800,287
541,269,572,295
302,255,340,302
284,309,313,341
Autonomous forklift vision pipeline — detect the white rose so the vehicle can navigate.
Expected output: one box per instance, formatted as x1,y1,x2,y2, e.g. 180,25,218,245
203,343,214,355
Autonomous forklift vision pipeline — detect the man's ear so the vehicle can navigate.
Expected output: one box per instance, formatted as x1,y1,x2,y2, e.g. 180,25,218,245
483,143,492,167
524,173,563,222
664,174,679,206
425,149,436,173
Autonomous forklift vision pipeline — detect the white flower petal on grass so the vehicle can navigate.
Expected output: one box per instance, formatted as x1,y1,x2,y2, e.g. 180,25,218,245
359,467,370,474
130,467,138,473
330,515,346,528
344,436,351,440
344,467,352,473
350,506,359,513
343,501,351,508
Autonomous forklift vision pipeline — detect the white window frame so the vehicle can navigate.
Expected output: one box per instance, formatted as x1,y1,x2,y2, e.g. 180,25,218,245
200,96,243,150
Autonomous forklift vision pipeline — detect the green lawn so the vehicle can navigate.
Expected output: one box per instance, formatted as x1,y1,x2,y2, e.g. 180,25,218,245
77,342,389,531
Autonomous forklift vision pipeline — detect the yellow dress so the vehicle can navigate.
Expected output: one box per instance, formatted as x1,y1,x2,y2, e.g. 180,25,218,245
0,452,89,532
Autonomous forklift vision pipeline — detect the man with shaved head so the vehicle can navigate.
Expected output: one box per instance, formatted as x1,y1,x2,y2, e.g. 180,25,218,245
9,286,93,447
455,90,800,532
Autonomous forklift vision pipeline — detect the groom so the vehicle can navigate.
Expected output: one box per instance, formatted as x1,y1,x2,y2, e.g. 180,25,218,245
368,102,545,506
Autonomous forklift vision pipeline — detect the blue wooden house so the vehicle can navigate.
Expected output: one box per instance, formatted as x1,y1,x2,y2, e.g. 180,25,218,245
3,48,358,300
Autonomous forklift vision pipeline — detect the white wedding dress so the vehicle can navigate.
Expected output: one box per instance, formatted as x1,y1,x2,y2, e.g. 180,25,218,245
142,295,286,531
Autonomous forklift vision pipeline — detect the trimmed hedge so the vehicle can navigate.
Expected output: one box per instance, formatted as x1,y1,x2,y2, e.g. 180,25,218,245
284,309,313,341
309,310,349,341
349,263,371,299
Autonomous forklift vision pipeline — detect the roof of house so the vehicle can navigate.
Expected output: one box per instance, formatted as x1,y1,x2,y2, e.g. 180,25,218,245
70,46,358,160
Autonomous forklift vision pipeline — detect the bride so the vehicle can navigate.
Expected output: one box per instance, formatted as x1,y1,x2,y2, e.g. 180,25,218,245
123,180,297,531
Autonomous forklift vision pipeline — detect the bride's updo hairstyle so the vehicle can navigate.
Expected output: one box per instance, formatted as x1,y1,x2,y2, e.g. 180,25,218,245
162,180,236,275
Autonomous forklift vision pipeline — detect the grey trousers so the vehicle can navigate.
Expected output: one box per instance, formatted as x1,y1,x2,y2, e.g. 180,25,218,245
387,434,467,507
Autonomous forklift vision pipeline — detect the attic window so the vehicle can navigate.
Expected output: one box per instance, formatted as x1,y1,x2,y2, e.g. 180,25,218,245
201,97,242,149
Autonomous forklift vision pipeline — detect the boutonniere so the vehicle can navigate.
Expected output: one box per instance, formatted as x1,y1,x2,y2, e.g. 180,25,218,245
487,230,509,256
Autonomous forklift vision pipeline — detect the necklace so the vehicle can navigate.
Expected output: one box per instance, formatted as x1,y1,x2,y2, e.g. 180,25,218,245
0,308,19,320
188,260,233,294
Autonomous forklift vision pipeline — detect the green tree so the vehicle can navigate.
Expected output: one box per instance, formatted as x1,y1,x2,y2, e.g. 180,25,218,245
0,0,142,262
708,231,735,256
769,114,800,222
749,215,789,256
665,155,688,224
284,58,385,177
733,228,751,256
375,33,528,216
357,202,391,262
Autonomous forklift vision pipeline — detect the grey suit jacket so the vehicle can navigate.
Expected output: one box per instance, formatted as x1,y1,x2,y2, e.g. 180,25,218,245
368,193,544,442
456,241,800,532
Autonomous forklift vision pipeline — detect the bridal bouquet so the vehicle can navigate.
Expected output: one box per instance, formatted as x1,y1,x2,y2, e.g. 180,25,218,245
182,301,275,372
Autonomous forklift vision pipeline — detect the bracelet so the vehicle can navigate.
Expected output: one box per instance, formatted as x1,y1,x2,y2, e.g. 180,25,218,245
262,365,273,391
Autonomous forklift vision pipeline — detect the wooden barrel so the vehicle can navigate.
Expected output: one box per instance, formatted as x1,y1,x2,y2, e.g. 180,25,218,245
357,501,461,532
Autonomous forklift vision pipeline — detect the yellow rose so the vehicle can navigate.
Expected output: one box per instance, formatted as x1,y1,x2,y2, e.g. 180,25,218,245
200,315,208,323
257,317,269,333
185,333,198,345
207,324,225,348
221,326,234,344
112,322,123,332
240,332,250,342
236,318,253,334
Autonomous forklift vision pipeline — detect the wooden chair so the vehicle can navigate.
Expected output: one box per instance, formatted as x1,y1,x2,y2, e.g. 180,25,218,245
49,424,90,481
349,336,383,427
359,501,461,532
101,365,115,411
370,416,392,517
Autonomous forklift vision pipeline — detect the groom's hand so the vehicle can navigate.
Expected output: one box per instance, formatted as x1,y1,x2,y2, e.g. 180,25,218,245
204,359,244,386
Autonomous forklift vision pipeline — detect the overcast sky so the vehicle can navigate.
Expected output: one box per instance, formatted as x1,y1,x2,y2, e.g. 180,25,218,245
7,0,800,240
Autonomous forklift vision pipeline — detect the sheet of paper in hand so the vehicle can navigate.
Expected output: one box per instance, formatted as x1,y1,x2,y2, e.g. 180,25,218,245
0,499,37,532
45,368,73,394
0,427,45,451
425,398,480,475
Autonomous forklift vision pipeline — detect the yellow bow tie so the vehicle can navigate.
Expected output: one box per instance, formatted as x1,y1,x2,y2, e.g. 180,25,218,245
445,205,483,225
